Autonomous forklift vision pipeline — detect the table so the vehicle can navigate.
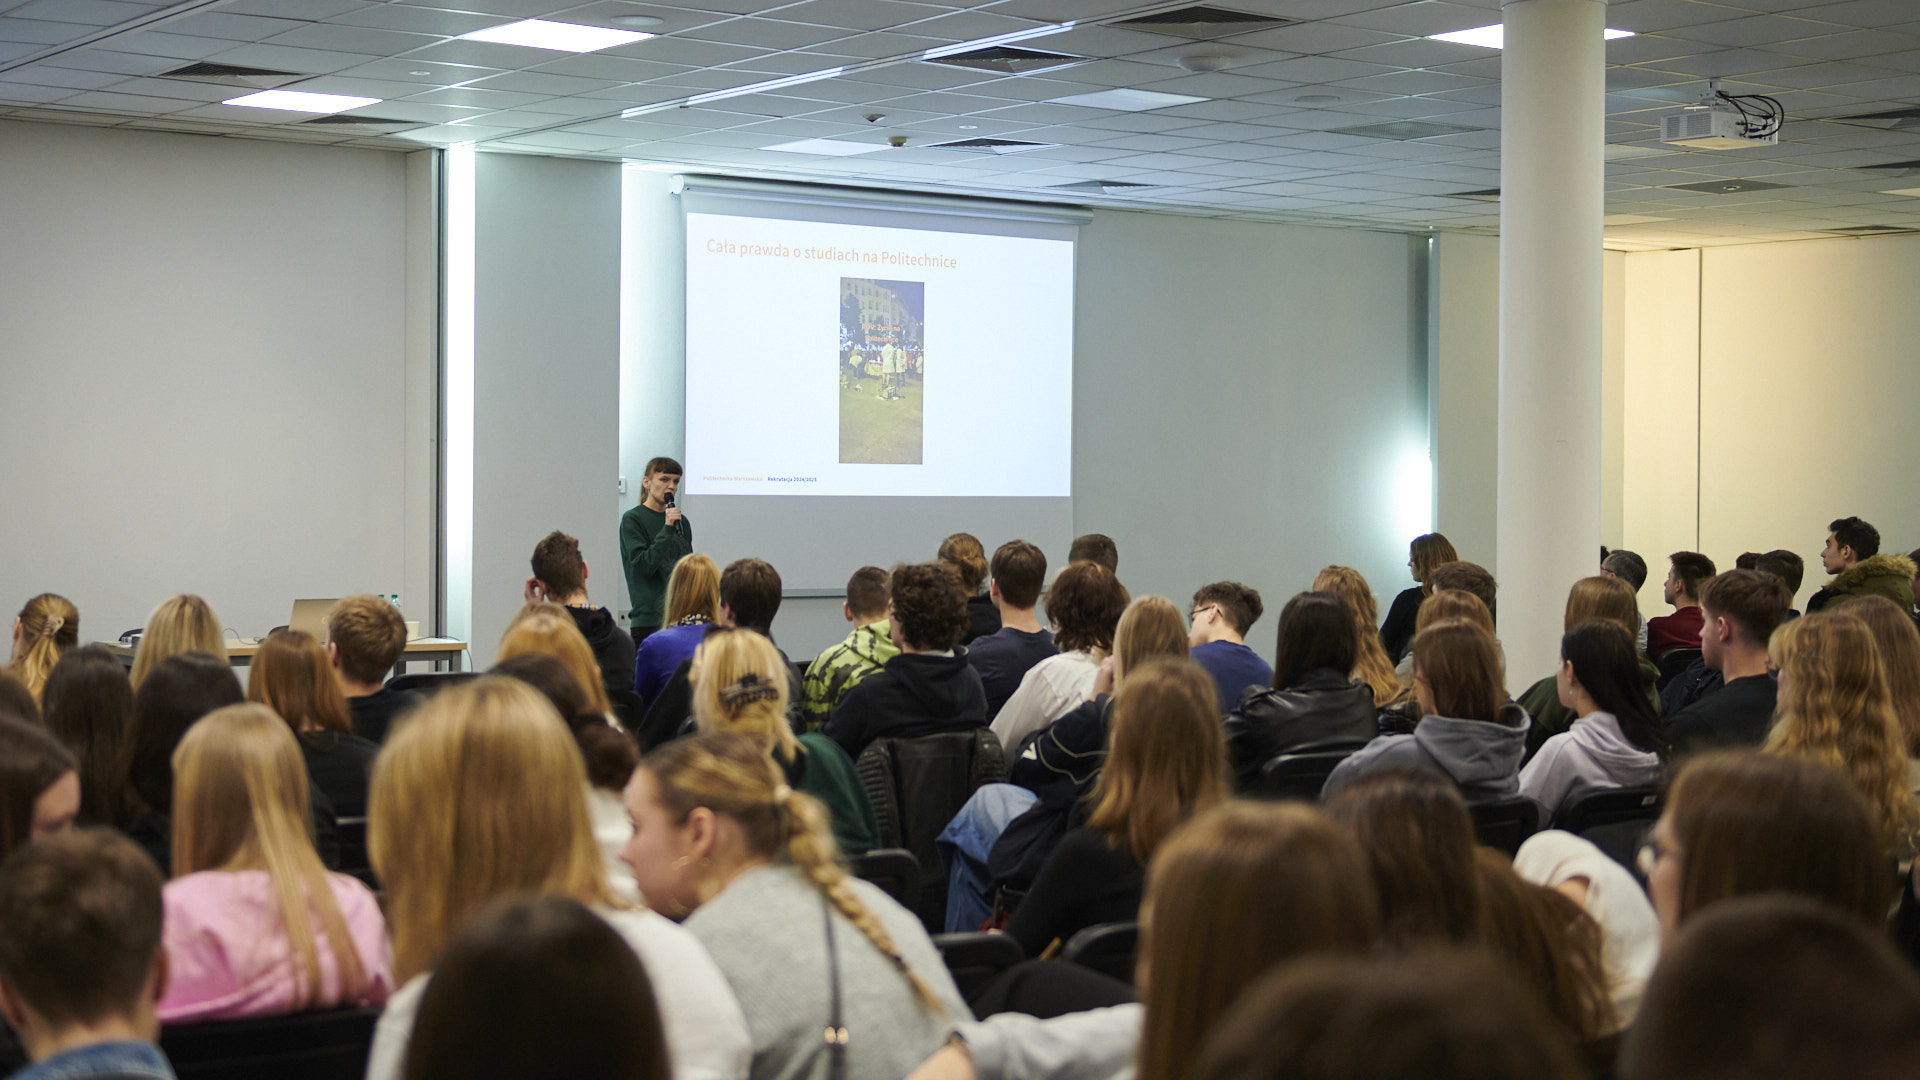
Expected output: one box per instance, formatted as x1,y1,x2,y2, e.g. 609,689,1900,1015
98,638,469,677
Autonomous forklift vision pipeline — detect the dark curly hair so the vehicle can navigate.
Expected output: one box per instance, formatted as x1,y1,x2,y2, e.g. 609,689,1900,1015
888,563,969,652
1047,561,1130,654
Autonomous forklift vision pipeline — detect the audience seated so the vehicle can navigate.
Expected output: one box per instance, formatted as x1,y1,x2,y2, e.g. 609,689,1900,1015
119,652,246,871
922,801,1380,1080
128,595,224,691
631,553,721,706
1324,617,1526,804
324,594,419,745
1646,552,1714,662
490,652,644,903
801,566,901,732
1379,532,1457,665
1809,515,1914,614
1663,569,1789,754
1222,592,1376,791
1192,949,1586,1080
624,733,962,1080
8,593,78,703
401,895,670,1080
1835,594,1920,767
0,830,174,1080
640,558,804,748
40,646,132,828
1619,896,1920,1080
248,630,380,819
0,671,36,726
1066,533,1118,574
965,541,1055,720
527,530,636,703
940,596,1187,933
939,533,1002,645
826,563,988,761
499,602,618,722
1518,620,1667,819
1323,769,1481,949
1003,659,1226,959
1642,749,1887,941
156,703,389,1023
1601,548,1652,652
1311,566,1408,709
990,562,1128,761
365,678,748,1080
0,718,79,861
1471,848,1616,1050
1762,611,1920,857
1185,582,1269,711
691,628,876,855
1392,561,1501,689
1514,829,1661,1025
1755,548,1805,617
1515,576,1650,757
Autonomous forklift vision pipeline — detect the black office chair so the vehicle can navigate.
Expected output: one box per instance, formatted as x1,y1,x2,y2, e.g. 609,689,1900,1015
1552,785,1661,834
1469,796,1542,856
849,848,920,910
161,1006,379,1080
1256,750,1355,802
1060,922,1138,984
333,816,375,890
1654,648,1703,691
856,729,1008,931
386,672,479,698
932,932,1026,1003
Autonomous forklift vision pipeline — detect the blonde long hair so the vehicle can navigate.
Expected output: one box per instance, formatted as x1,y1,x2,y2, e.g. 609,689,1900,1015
498,603,613,717
130,595,224,690
370,677,618,982
1312,567,1407,707
1086,660,1231,864
1835,595,1920,759
691,629,799,764
249,630,352,735
662,554,722,629
643,732,947,1011
1113,597,1189,690
1765,612,1920,856
172,704,369,1008
10,593,79,702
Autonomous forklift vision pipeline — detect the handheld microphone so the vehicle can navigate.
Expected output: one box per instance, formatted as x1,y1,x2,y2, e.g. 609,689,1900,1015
664,491,685,539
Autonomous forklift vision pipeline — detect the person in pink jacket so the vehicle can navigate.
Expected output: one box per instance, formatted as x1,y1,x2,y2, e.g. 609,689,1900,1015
156,702,390,1023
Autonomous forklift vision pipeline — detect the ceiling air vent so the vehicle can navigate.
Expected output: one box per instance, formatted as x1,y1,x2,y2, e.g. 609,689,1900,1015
924,46,1086,75
1828,108,1920,132
1828,225,1917,233
1330,120,1481,141
157,62,307,89
1448,188,1502,202
293,115,422,132
1110,5,1294,38
928,137,1059,154
1050,179,1155,194
1665,179,1791,194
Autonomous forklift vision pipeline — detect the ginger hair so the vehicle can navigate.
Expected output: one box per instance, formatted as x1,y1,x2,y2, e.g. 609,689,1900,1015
1312,567,1407,707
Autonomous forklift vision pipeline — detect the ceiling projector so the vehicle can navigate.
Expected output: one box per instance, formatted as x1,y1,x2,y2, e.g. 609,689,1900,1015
1662,83,1783,149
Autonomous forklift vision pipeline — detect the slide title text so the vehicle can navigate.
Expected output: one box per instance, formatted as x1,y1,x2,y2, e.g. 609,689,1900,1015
705,237,957,269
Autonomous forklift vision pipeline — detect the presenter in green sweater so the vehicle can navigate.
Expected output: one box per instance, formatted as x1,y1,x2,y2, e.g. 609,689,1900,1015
619,456,692,639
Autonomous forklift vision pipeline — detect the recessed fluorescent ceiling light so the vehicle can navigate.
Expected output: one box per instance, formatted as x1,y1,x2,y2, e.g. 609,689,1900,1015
1049,88,1207,111
1881,187,1920,197
223,89,381,113
1429,24,1633,48
461,19,653,53
763,138,885,156
922,23,1074,59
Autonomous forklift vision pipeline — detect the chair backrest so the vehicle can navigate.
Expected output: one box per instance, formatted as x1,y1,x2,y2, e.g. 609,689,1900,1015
607,688,645,731
1061,921,1139,984
1552,785,1661,834
1468,795,1542,856
160,1006,380,1080
931,931,1026,1003
1256,750,1354,802
848,848,920,910
385,672,479,698
856,728,1007,930
1654,648,1702,691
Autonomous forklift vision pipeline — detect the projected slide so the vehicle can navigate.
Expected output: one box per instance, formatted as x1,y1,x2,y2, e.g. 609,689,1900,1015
684,212,1073,498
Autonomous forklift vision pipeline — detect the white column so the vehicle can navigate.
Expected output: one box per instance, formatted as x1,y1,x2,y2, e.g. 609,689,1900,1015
1498,0,1606,685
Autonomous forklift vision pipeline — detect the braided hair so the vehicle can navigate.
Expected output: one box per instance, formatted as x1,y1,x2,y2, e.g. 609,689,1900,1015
642,733,945,1011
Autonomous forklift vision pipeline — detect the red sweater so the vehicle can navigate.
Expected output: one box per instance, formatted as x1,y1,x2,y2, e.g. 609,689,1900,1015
1647,606,1705,661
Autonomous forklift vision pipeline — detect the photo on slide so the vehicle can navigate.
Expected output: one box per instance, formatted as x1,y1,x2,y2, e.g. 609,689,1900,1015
839,277,925,465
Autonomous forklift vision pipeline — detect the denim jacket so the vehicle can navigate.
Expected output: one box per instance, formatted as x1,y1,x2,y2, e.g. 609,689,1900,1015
11,1041,175,1080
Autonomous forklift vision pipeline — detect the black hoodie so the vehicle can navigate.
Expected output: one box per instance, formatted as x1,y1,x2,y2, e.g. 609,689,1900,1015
566,605,637,701
823,650,989,761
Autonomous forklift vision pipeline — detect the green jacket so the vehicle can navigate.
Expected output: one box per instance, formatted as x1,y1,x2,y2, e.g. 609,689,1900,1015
788,733,880,855
618,503,692,628
800,622,901,732
1809,554,1917,615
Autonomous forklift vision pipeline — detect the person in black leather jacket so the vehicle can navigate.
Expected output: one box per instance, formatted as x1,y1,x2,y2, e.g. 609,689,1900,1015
1222,592,1378,791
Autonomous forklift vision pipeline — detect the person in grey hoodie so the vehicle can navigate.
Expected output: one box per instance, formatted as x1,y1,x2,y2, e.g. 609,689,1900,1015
1323,619,1526,804
1519,621,1668,820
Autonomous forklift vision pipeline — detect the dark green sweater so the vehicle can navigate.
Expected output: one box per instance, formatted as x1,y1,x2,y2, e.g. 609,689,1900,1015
618,503,692,629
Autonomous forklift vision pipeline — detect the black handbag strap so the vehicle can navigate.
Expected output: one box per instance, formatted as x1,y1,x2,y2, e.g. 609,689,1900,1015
823,895,848,1080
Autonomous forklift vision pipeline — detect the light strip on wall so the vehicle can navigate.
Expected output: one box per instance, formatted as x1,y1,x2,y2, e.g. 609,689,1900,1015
443,142,476,653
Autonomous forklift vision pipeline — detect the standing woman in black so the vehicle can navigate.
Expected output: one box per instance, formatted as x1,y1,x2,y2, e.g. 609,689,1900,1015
1380,533,1458,664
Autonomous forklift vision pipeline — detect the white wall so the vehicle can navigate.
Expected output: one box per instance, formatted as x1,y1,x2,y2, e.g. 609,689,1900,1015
468,152,623,669
0,121,432,645
1431,232,1499,570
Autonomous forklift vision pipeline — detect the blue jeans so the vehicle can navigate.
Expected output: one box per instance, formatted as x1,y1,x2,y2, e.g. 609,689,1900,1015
937,783,1038,933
